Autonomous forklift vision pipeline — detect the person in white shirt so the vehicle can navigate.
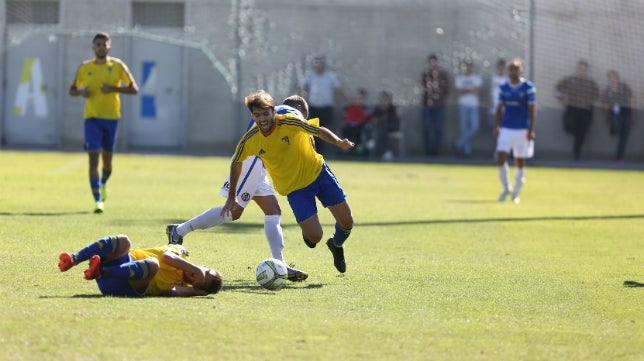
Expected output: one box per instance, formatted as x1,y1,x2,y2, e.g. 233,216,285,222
454,58,483,157
298,56,346,155
489,59,508,128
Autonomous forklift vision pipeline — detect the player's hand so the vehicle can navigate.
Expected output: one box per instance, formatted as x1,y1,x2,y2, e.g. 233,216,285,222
186,266,207,286
81,88,91,98
220,199,237,220
101,84,113,94
527,130,536,140
336,138,355,149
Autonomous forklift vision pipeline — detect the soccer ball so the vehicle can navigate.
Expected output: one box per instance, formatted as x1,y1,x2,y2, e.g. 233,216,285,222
255,258,288,290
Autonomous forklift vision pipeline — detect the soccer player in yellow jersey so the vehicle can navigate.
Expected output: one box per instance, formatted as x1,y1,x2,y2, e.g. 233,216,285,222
58,234,223,297
69,32,139,214
222,90,355,273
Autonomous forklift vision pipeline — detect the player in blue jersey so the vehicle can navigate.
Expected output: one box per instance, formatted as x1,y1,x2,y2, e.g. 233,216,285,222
166,96,309,282
494,58,536,204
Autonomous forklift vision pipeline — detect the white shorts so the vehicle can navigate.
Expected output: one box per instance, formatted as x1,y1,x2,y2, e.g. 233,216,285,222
496,128,534,158
219,156,275,208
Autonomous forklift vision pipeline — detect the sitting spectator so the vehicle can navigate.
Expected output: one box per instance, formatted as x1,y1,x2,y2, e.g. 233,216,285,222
370,91,400,161
341,88,372,156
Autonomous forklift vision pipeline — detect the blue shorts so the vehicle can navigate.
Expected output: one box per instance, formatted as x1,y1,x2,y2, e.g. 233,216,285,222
95,254,147,297
84,118,119,152
287,162,347,223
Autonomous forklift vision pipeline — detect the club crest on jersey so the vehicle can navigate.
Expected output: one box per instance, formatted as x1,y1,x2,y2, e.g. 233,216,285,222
282,136,290,145
240,192,251,202
259,149,266,155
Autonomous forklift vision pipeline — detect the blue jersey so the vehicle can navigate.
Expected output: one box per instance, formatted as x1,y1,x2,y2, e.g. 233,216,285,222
245,105,303,130
498,79,535,129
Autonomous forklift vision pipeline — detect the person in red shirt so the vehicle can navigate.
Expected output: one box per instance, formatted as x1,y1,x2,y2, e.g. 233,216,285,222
341,87,372,156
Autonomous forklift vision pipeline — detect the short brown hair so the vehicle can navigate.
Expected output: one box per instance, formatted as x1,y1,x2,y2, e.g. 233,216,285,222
93,32,110,44
203,270,224,294
282,95,309,119
245,90,275,112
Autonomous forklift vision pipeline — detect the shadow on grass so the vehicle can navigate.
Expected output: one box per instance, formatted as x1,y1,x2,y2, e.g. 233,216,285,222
623,281,644,288
353,213,644,226
0,211,89,216
164,214,644,231
39,294,104,298
223,279,324,293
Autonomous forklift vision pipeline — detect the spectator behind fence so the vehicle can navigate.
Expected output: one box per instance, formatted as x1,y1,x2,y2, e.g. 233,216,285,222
600,70,634,162
340,87,372,157
454,58,482,157
420,53,450,155
371,90,400,161
488,58,508,128
556,59,599,161
298,56,346,156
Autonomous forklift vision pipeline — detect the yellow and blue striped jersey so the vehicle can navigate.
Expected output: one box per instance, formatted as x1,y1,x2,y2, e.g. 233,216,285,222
232,114,322,196
129,244,189,296
72,56,136,120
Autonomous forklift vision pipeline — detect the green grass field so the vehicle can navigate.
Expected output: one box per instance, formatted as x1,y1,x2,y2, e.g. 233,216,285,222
0,150,642,361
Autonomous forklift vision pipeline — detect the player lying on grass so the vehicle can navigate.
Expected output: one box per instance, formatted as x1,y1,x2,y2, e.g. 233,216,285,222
58,234,223,297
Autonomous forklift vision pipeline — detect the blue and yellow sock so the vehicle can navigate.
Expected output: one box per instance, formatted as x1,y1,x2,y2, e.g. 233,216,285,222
103,260,153,280
332,223,352,247
90,177,101,201
74,235,119,264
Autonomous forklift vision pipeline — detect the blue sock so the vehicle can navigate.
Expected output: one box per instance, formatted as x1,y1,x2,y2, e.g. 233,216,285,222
103,260,153,280
90,177,101,201
101,169,111,186
74,236,119,264
332,223,352,247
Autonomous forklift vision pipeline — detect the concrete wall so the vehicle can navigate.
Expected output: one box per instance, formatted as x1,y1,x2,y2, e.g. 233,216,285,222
1,0,642,161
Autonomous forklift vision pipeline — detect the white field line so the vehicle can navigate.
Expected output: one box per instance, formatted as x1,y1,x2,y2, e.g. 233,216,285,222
47,157,85,176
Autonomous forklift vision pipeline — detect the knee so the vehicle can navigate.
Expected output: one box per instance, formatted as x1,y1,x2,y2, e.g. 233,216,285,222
116,235,132,251
145,257,160,276
339,215,354,230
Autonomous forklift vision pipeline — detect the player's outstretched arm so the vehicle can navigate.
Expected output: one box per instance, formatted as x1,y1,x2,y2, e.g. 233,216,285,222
167,284,208,297
317,126,355,149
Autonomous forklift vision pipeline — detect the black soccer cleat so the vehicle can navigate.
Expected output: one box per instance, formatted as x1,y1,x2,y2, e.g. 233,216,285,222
166,224,183,245
303,233,317,248
326,238,346,273
286,264,309,282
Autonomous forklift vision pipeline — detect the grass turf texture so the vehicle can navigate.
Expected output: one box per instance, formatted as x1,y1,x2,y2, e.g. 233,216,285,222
0,150,641,361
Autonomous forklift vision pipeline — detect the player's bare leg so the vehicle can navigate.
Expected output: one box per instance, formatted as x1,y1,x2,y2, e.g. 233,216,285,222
326,201,353,273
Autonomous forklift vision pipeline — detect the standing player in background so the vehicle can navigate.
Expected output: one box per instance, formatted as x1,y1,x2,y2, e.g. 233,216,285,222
69,32,139,213
494,58,536,204
222,90,355,273
166,96,310,282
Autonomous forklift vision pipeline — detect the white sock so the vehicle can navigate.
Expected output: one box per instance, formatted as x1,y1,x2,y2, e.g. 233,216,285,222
264,214,284,262
177,206,228,237
513,168,525,198
498,164,511,192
